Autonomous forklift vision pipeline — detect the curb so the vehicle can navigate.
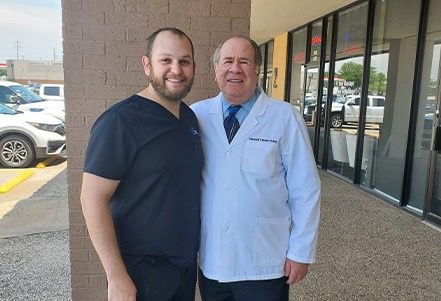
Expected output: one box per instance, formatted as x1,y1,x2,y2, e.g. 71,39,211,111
0,170,34,193
36,156,58,168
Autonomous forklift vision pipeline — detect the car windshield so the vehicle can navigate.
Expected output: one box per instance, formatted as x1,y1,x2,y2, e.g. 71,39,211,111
9,85,45,103
0,103,18,115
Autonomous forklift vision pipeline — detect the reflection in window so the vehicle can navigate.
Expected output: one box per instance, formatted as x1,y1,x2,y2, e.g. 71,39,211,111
259,45,266,89
289,28,307,111
361,0,420,204
326,2,368,180
266,41,274,96
258,41,274,95
409,0,441,213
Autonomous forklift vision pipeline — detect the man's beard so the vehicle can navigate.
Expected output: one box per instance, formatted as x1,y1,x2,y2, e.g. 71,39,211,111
148,69,193,102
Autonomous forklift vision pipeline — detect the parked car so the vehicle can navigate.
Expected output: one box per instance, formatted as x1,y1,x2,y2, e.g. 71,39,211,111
39,84,64,101
328,95,385,127
0,81,65,122
0,103,66,168
303,95,346,122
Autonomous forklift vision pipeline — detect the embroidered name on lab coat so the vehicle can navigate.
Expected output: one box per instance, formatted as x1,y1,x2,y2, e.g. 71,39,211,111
249,137,277,144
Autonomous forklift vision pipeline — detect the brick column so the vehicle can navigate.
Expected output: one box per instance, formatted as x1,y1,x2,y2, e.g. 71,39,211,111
62,0,250,300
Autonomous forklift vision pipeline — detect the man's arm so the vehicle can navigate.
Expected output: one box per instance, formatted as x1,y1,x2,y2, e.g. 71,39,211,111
281,107,321,284
81,172,136,301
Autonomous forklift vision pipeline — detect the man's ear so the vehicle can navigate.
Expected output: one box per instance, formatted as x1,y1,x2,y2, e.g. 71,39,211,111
141,56,151,76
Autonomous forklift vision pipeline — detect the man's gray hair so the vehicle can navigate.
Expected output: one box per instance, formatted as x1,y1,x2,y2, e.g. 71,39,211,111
212,36,262,69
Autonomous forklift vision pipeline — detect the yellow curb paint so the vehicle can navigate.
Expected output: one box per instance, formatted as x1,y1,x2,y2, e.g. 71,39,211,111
0,170,34,193
36,156,58,168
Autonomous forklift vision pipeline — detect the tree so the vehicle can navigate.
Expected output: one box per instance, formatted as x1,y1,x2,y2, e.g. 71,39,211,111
0,69,6,77
337,61,364,89
369,69,387,95
337,62,387,95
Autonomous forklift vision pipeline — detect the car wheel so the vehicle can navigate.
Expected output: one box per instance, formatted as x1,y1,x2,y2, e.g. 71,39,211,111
330,113,343,128
0,135,35,168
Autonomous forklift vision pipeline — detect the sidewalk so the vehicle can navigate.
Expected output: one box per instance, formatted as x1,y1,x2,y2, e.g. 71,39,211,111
0,161,67,238
1,167,440,300
286,171,441,300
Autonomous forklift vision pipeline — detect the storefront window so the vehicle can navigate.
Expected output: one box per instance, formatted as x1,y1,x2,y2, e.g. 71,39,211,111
259,45,266,90
409,0,441,214
304,21,323,144
289,27,307,112
361,0,420,203
266,41,274,96
258,41,274,95
326,2,368,180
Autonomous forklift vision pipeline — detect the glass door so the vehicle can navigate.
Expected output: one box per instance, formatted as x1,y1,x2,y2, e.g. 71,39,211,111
302,21,324,146
408,0,441,221
424,42,441,221
325,2,368,180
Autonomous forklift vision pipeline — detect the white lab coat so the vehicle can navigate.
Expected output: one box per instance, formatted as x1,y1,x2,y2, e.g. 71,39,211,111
191,91,321,282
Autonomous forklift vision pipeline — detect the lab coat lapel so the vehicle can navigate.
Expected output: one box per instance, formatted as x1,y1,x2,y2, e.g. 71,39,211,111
209,94,230,145
229,92,267,146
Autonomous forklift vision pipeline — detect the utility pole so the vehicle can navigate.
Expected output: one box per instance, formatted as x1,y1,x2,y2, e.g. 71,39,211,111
53,48,58,61
14,40,20,60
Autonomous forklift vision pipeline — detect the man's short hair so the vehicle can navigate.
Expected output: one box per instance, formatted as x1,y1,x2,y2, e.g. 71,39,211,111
212,36,262,69
145,27,194,59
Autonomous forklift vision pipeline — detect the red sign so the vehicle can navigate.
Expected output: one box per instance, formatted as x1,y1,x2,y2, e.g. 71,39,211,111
311,36,322,46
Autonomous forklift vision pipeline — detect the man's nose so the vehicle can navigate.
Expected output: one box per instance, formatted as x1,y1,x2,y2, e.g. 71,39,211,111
170,61,183,74
228,60,242,73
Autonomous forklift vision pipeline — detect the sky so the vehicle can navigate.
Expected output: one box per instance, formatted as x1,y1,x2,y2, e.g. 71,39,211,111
0,0,62,63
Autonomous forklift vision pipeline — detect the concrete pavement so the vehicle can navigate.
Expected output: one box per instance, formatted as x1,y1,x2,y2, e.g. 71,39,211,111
0,166,70,301
0,165,440,300
0,159,67,238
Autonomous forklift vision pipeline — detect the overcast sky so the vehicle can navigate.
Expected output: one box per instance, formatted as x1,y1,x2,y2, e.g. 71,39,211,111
0,0,62,63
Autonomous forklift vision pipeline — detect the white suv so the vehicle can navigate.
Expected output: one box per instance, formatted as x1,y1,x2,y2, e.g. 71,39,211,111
0,103,66,168
0,81,65,122
329,95,385,127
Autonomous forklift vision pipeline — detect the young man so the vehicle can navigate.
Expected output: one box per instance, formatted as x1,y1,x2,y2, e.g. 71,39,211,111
81,28,203,301
191,36,321,301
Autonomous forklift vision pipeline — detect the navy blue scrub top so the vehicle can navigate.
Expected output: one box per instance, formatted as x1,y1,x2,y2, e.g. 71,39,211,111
84,95,203,267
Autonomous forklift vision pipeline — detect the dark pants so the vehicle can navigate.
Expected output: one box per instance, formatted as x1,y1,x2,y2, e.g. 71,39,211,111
198,269,289,301
123,255,197,301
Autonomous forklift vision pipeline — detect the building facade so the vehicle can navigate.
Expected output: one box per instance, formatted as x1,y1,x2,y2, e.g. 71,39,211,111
258,0,441,226
6,59,64,85
63,1,251,300
63,0,440,299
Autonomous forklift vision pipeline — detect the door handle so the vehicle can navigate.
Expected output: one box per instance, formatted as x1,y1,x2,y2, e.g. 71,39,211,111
433,126,441,152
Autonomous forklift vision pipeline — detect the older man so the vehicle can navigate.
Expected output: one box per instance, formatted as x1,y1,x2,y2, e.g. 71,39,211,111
191,36,321,301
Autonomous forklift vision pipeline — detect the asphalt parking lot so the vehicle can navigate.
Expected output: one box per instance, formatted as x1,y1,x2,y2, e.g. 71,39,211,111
0,158,71,300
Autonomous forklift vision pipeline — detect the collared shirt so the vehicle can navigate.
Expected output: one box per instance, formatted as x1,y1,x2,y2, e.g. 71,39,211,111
221,88,261,125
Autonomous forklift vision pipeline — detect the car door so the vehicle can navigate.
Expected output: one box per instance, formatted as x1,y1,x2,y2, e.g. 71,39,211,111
366,96,384,123
344,96,360,122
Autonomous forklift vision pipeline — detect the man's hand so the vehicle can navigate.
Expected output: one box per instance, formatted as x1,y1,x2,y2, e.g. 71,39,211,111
108,273,137,301
283,258,309,284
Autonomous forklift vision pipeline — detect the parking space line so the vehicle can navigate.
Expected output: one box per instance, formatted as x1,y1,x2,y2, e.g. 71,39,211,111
0,170,34,193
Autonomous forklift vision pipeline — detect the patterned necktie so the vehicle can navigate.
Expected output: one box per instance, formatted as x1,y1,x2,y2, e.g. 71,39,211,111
224,105,241,143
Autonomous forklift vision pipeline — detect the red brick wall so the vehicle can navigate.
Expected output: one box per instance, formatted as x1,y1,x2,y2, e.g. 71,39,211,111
62,0,250,299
